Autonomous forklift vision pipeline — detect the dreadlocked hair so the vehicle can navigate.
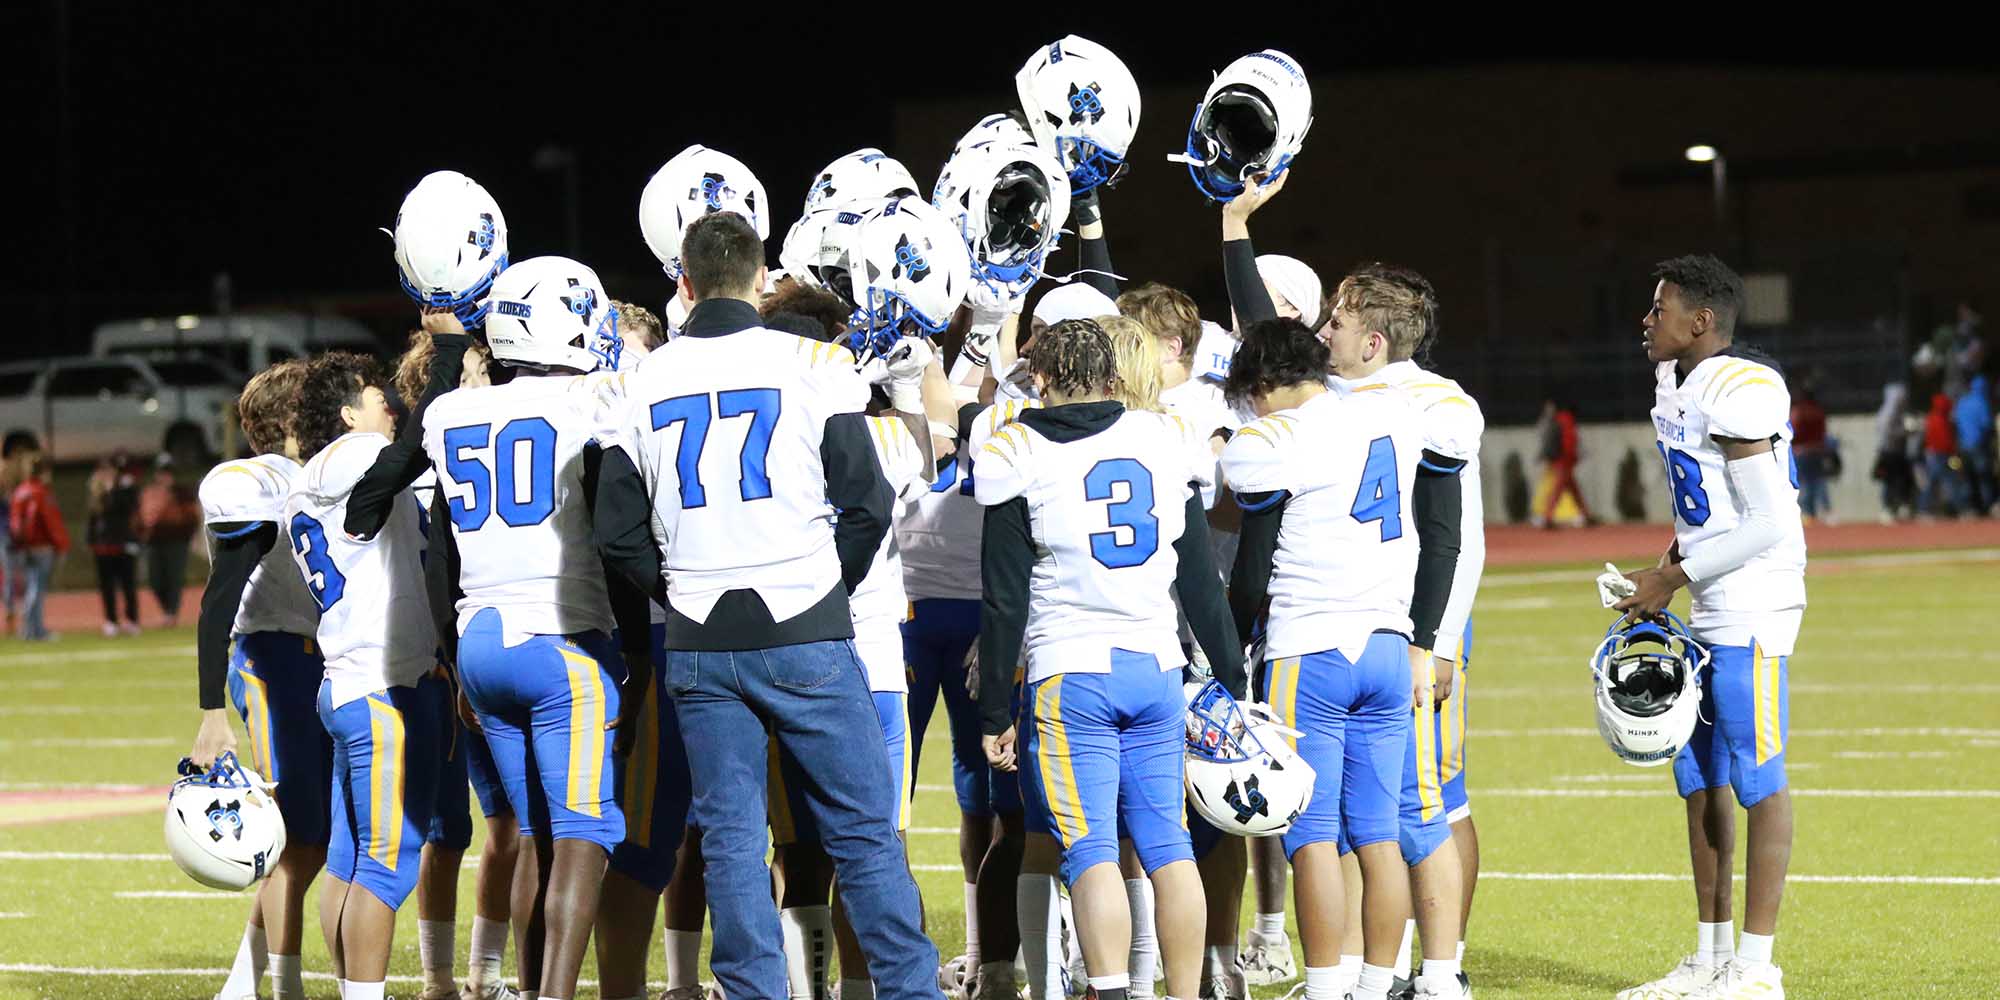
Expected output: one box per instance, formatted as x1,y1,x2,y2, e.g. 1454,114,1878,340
1103,315,1163,412
237,359,307,456
297,351,386,457
1026,318,1119,400
1222,317,1328,408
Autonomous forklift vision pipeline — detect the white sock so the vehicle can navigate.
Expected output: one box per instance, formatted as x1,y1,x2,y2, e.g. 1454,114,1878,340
1353,963,1394,1000
779,904,833,1000
1415,958,1460,993
469,915,509,986
1088,974,1131,993
667,928,704,989
270,953,304,1000
1335,956,1363,994
840,979,875,1000
419,918,456,991
1395,919,1415,975
1712,921,1737,964
965,881,983,965
979,961,1016,1000
1059,889,1081,968
344,982,386,1000
1737,931,1774,967
1456,940,1465,964
221,923,267,998
1126,878,1158,994
1696,920,1728,964
1303,965,1341,1000
336,980,347,999
1017,874,1063,1000
1253,912,1286,939
1204,943,1237,979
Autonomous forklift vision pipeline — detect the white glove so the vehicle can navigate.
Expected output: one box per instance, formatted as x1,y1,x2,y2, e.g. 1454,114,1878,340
861,337,935,413
1596,562,1637,608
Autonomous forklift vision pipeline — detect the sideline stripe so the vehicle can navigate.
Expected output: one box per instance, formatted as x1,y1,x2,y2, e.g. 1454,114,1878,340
1481,547,2000,588
0,645,195,669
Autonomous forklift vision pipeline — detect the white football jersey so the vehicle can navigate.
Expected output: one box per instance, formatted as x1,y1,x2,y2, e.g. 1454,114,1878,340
284,433,438,709
1189,321,1237,382
423,375,620,644
613,330,868,624
1221,384,1423,662
1159,377,1244,511
1377,360,1487,661
199,454,318,639
898,397,1044,603
849,415,931,692
975,406,1211,684
1651,354,1808,652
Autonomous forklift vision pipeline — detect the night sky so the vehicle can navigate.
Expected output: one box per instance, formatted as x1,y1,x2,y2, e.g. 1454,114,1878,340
13,4,1984,355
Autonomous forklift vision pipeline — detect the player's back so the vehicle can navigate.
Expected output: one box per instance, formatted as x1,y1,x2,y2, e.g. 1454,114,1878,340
1651,354,1807,618
897,398,1041,602
286,432,437,706
199,453,318,639
617,327,867,624
975,404,1206,680
1221,385,1423,660
423,375,615,640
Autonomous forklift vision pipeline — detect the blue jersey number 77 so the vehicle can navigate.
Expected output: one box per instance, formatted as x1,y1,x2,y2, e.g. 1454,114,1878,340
650,388,782,508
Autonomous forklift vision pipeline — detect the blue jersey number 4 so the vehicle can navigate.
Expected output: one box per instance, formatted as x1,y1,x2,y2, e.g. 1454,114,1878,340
650,388,782,508
1351,436,1404,541
1083,458,1160,569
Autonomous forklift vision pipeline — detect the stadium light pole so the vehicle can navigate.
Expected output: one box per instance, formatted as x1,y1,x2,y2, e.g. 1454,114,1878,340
1685,144,1727,230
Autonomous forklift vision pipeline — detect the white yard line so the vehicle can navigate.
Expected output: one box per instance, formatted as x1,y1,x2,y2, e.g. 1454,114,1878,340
0,645,194,668
0,963,632,988
1480,546,2000,588
1481,872,1999,886
0,737,174,748
112,891,239,899
1475,726,2000,739
0,851,169,862
1476,787,1999,799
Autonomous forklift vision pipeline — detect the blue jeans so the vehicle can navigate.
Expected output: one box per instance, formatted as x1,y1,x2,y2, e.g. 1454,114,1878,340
666,639,936,1000
18,549,54,640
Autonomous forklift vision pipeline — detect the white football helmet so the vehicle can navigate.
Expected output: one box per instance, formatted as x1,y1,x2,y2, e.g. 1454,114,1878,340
951,112,1037,157
639,145,771,279
1184,680,1315,837
933,139,1070,306
1015,35,1141,194
803,148,920,215
843,196,973,360
391,170,509,326
164,752,287,892
483,256,623,373
1590,613,1708,767
1177,50,1313,203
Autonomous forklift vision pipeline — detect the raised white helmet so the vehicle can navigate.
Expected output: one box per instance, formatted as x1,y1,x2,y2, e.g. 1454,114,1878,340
1177,49,1313,203
1590,613,1708,767
1015,35,1141,194
933,138,1070,305
803,148,920,215
843,196,973,360
951,112,1037,157
639,145,771,279
1184,680,1315,837
391,170,509,326
164,752,287,892
779,203,880,308
482,256,623,373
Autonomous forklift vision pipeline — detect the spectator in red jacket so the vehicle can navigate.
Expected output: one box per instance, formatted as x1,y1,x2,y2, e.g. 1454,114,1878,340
9,451,69,641
1535,396,1596,527
1918,391,1963,516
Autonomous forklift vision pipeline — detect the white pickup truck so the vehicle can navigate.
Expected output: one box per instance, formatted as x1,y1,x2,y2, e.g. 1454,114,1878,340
0,355,240,464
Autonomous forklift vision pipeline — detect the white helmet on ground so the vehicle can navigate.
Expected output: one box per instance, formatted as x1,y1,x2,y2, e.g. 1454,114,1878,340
482,256,623,373
951,112,1037,157
1015,35,1141,194
842,196,973,360
1183,680,1315,836
639,145,770,280
1177,49,1313,203
933,138,1070,307
164,752,286,892
804,148,920,215
1590,613,1708,767
390,170,509,327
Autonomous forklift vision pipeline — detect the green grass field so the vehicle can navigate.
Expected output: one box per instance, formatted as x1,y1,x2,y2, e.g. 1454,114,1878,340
2,549,1997,999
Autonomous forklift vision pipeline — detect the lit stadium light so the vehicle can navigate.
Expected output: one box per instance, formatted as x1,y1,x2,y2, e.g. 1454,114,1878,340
1684,144,1719,163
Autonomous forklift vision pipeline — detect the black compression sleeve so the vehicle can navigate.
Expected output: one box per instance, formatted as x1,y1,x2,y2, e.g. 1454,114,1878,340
977,496,1034,735
197,522,276,710
424,488,460,667
1228,489,1286,645
344,334,468,539
1223,238,1277,326
583,443,653,677
1079,234,1119,300
1409,453,1466,650
822,412,894,593
592,446,663,602
1172,492,1245,697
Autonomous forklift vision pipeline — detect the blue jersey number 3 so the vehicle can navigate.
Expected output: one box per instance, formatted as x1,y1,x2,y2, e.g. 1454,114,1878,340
650,388,782,508
288,512,347,611
1083,458,1159,569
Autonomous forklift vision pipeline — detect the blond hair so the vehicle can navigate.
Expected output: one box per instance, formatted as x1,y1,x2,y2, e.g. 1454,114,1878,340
613,300,665,351
238,359,307,455
1334,263,1438,362
1104,315,1163,412
1117,283,1202,371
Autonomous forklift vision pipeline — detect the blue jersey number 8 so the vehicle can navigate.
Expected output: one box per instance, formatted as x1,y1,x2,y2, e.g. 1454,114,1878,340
443,417,558,531
1657,442,1711,526
288,512,347,611
1083,458,1159,569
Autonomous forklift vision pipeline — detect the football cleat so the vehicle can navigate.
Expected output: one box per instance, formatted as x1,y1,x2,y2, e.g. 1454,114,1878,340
1687,961,1783,999
656,987,703,1000
1615,955,1721,999
463,981,521,1000
939,954,977,1000
1234,927,1297,985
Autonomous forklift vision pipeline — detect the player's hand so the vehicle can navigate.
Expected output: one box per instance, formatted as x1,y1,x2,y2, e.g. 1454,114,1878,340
963,645,981,701
1614,564,1688,622
420,309,467,338
1222,170,1289,229
1408,645,1436,711
190,708,236,769
983,727,1018,772
610,668,649,758
1432,655,1457,706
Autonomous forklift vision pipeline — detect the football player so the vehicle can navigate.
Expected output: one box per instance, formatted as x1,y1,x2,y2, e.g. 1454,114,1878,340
187,359,325,1000
1611,255,1804,1000
284,352,448,1000
976,318,1244,1000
